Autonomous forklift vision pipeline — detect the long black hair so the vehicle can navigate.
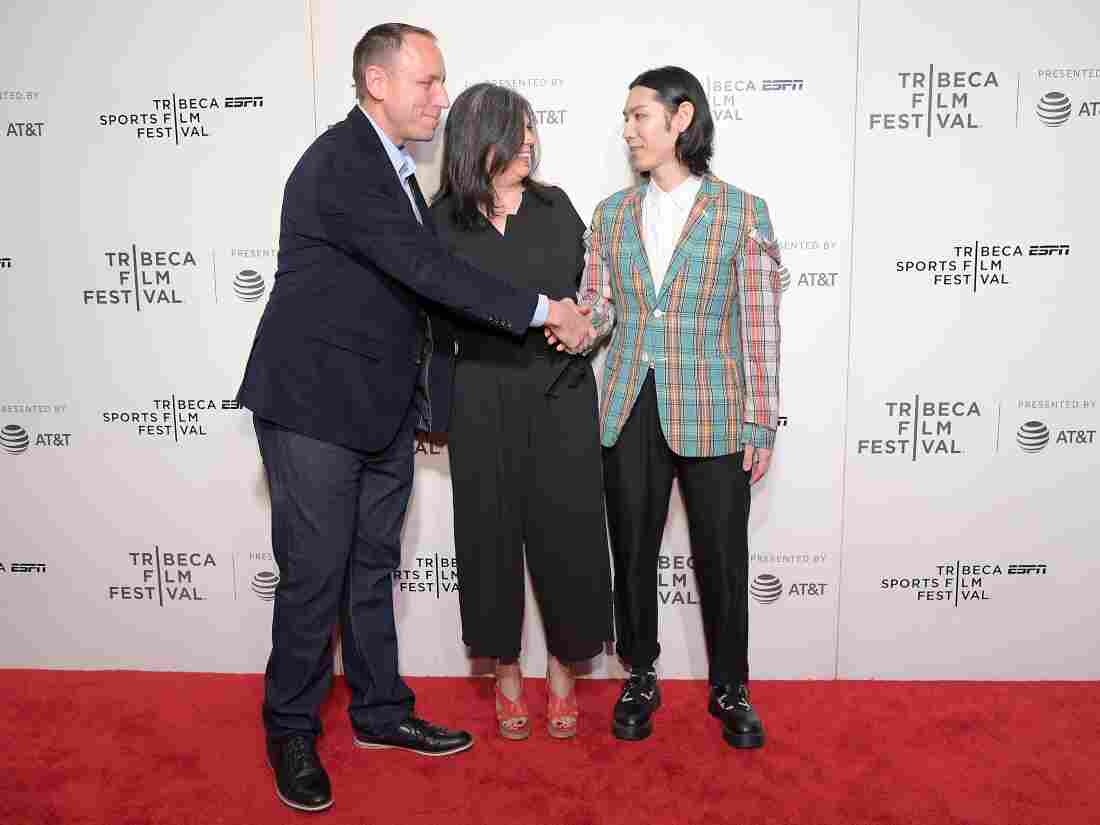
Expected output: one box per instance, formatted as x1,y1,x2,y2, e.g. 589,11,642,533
434,82,549,230
629,66,714,177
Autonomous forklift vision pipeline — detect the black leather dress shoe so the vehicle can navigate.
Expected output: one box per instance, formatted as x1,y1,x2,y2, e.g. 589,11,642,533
353,717,473,756
612,668,661,741
709,683,765,749
266,734,333,812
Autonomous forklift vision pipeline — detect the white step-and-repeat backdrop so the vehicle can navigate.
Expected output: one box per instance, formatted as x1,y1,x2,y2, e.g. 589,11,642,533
2,0,1097,679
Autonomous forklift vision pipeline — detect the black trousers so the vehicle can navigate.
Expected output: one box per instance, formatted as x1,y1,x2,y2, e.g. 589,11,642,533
253,410,416,740
602,372,752,686
448,353,613,663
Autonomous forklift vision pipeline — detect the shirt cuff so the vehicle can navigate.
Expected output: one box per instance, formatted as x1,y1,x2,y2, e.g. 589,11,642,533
740,423,776,450
529,294,549,327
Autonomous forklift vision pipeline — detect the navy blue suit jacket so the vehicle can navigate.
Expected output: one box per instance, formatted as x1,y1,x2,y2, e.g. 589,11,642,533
238,107,537,452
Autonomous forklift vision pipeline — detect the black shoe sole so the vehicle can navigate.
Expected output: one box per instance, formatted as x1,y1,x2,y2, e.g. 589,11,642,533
722,728,765,749
612,719,653,740
266,761,333,812
352,736,474,757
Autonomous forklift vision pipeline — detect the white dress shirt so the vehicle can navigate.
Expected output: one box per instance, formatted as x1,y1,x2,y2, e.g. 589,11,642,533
642,175,702,294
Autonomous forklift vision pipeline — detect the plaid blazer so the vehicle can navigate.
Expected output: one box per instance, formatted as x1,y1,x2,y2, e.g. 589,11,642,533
579,174,783,457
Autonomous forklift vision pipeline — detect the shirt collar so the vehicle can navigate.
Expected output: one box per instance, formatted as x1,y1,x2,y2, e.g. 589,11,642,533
648,174,702,212
359,104,417,181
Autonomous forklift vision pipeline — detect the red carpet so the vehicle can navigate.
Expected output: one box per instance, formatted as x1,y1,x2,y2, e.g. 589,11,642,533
1,672,1096,825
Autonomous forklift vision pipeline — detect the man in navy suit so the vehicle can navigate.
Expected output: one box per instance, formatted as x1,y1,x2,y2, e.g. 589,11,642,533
238,23,591,812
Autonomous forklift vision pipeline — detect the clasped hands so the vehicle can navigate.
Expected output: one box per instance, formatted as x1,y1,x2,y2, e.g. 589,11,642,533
544,298,596,353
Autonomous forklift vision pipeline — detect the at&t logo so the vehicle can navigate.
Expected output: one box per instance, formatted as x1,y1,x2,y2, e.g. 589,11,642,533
1034,90,1100,127
1036,92,1072,127
250,570,279,601
1,424,29,454
1016,420,1050,452
1,424,72,453
233,270,266,302
750,574,782,604
1016,420,1096,452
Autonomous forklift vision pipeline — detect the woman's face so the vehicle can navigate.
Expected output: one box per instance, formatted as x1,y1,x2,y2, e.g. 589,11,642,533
491,118,535,188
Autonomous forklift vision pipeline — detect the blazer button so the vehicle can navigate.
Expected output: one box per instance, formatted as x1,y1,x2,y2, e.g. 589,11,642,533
653,309,663,318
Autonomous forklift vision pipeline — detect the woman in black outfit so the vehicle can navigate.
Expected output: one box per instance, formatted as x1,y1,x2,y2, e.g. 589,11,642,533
430,83,612,740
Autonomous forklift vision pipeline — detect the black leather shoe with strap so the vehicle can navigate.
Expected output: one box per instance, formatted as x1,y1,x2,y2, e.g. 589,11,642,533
266,733,333,812
709,683,765,749
612,668,661,741
353,717,473,756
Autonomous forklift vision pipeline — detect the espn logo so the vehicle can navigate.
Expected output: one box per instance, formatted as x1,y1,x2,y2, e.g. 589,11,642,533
762,79,804,92
1007,563,1048,575
224,96,264,108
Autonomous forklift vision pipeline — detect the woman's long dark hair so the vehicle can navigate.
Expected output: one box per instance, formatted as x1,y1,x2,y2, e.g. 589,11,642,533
434,82,549,230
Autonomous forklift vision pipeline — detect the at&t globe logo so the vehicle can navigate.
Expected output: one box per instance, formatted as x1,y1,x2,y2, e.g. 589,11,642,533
233,269,266,302
1,424,30,455
1036,92,1072,127
750,573,782,604
250,569,279,601
1016,420,1050,453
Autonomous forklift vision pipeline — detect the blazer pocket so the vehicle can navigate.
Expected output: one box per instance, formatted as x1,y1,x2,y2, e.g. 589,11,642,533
309,326,382,361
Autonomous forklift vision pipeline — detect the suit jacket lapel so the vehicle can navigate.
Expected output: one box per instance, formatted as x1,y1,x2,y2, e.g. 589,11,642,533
654,175,718,306
348,107,433,234
623,187,656,308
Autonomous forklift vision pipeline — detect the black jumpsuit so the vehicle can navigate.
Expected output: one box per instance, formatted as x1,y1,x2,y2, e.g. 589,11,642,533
430,186,613,662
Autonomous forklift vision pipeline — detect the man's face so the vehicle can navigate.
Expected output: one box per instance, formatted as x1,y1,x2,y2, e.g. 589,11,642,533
622,85,679,174
376,34,450,143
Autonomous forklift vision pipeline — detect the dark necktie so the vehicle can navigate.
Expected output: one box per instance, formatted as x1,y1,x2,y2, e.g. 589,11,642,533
406,174,435,235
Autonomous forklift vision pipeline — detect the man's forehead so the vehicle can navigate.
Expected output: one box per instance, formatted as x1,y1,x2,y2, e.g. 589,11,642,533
399,34,443,68
624,86,660,113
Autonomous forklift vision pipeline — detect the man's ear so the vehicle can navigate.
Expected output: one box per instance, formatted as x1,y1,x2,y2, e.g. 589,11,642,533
674,101,695,135
364,64,388,101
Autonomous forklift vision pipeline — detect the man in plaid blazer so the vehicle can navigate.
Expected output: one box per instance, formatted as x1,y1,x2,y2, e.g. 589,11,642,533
567,66,783,748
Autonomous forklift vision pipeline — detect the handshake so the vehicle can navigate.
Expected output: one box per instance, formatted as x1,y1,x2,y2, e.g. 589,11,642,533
544,298,596,354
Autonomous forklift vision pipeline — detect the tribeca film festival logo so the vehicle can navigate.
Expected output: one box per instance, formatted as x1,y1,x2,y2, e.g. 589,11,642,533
83,246,198,310
98,94,264,145
658,553,697,605
393,552,458,598
1,255,12,270
881,560,1048,607
856,396,984,460
1013,398,1097,453
108,547,219,605
749,573,828,605
704,76,804,123
101,396,242,442
896,241,1069,294
868,67,1001,136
